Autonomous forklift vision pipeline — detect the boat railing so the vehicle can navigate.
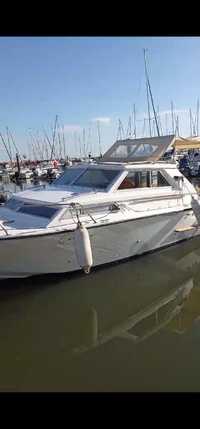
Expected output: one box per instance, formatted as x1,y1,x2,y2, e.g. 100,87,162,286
0,222,8,235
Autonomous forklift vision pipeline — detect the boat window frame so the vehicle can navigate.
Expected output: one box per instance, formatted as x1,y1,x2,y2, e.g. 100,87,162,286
71,167,124,191
115,169,172,192
6,197,62,222
16,203,61,220
53,165,88,187
54,165,126,192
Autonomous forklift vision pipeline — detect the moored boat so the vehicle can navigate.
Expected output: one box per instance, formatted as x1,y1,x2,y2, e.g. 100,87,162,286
1,135,200,279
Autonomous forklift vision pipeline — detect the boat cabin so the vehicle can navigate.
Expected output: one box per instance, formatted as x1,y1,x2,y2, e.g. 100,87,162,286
0,135,196,233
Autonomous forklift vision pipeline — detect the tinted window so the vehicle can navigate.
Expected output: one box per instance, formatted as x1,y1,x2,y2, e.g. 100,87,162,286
133,143,158,157
118,170,170,190
151,171,170,187
118,171,150,189
18,205,58,219
74,169,119,189
108,144,137,158
6,198,23,210
54,167,85,186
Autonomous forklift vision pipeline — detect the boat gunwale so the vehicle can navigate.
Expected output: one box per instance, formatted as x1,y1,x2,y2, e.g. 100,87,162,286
0,207,193,241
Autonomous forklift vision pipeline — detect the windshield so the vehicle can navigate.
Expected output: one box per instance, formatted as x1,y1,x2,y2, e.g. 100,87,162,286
6,198,23,210
73,168,120,189
54,167,86,186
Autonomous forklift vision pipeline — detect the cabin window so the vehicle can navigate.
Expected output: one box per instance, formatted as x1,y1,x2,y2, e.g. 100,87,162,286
133,143,158,157
118,170,170,190
73,169,120,189
151,171,170,187
108,144,137,158
118,171,150,189
17,205,58,219
54,167,86,186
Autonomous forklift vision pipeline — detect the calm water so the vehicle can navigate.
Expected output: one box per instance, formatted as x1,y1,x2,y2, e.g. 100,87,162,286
1,178,200,391
0,238,200,391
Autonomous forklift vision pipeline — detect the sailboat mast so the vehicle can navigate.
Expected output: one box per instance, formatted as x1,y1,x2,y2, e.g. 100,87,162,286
126,116,132,138
83,128,86,158
50,115,58,160
144,49,160,137
97,121,102,156
8,128,20,159
133,104,136,138
171,101,174,134
144,50,152,137
190,108,192,136
0,132,12,162
6,127,12,162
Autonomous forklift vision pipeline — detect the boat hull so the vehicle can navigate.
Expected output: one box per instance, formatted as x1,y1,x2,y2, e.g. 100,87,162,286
0,209,199,279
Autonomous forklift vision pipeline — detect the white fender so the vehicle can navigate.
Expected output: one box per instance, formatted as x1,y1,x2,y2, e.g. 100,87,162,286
74,222,93,274
191,196,200,225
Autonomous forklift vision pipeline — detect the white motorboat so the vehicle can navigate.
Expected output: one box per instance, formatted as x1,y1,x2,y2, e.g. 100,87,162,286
1,135,200,279
19,168,33,180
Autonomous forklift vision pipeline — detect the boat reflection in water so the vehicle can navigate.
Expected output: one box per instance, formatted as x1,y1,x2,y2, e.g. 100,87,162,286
1,237,200,390
70,239,200,356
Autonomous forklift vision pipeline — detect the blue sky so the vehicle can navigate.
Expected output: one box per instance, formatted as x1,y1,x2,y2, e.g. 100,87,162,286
0,36,200,160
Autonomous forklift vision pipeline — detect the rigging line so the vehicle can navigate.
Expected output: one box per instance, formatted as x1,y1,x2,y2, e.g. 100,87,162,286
8,128,20,158
144,49,160,137
6,127,12,162
133,104,136,138
0,132,12,162
157,106,163,136
97,121,102,156
197,98,199,136
43,129,54,153
50,115,58,161
144,49,152,137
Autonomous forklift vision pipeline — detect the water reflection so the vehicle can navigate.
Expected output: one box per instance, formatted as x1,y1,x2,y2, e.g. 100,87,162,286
1,237,200,390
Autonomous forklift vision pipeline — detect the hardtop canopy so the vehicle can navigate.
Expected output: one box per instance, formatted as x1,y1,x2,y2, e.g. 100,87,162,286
101,135,176,163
